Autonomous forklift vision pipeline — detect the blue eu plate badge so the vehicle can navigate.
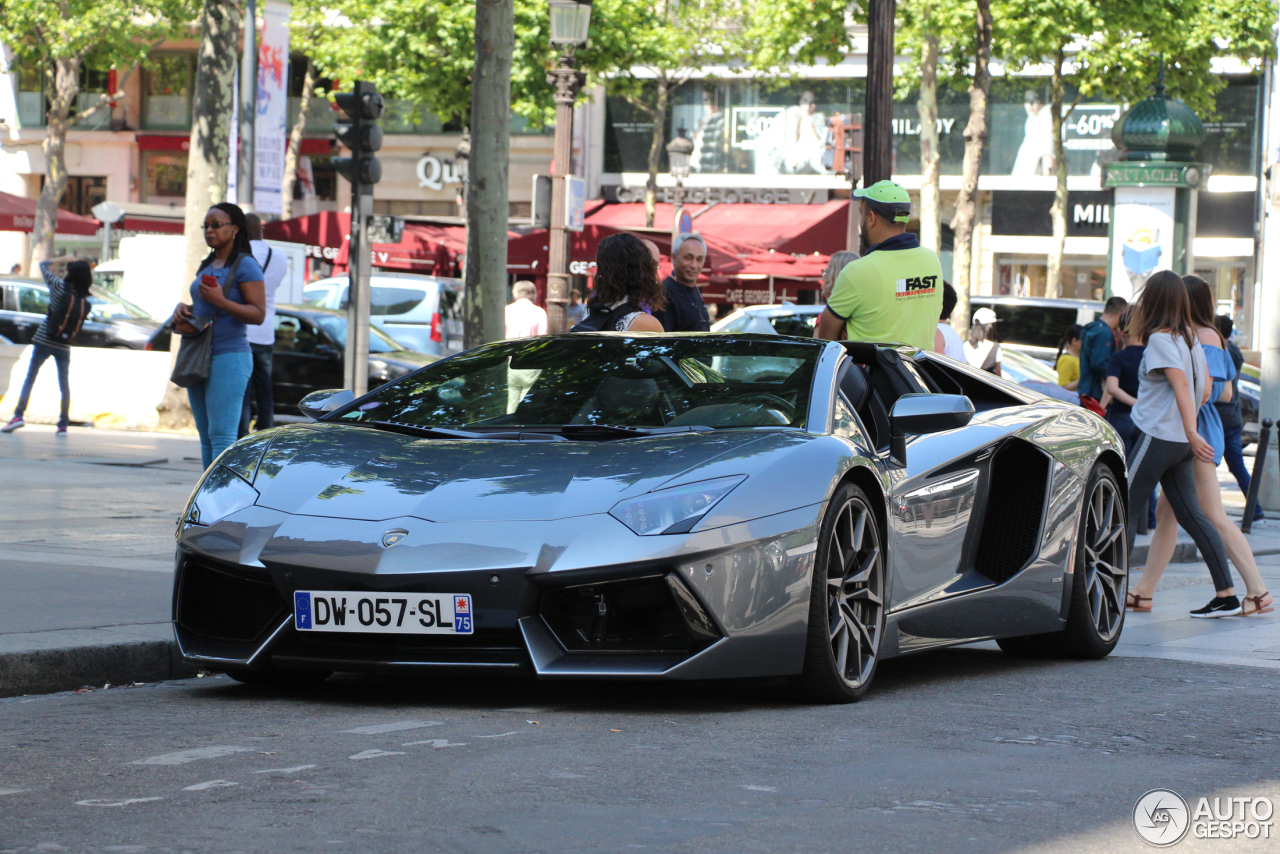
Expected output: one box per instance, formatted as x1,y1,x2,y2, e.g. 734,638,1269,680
454,595,472,633
294,591,312,630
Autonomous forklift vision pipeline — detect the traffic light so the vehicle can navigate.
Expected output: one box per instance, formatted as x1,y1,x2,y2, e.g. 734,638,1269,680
333,81,384,190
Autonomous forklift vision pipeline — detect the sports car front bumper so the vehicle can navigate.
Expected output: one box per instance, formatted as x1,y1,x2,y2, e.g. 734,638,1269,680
173,503,824,680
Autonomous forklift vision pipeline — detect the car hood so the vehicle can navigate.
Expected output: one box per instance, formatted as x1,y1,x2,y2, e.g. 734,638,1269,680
250,423,769,522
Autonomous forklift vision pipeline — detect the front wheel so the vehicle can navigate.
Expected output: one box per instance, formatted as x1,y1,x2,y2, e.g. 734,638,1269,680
997,462,1127,659
799,482,886,703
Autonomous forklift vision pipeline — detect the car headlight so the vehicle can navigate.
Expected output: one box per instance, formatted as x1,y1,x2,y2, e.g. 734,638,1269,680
183,465,260,527
609,476,746,536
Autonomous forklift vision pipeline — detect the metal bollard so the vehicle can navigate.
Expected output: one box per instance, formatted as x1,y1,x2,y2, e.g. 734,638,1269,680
1241,418,1272,534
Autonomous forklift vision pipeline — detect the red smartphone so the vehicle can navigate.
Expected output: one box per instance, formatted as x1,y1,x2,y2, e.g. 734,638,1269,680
200,274,217,288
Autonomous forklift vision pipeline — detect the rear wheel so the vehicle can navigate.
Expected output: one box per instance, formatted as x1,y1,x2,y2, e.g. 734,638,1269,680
997,462,1127,658
800,483,885,703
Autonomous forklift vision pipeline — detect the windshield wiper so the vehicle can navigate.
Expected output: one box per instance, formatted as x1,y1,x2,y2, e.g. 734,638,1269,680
359,421,566,441
552,424,713,437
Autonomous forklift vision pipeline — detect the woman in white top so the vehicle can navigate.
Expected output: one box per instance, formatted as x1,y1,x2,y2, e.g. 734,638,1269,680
575,233,665,333
1122,270,1240,618
934,282,966,361
963,307,1001,374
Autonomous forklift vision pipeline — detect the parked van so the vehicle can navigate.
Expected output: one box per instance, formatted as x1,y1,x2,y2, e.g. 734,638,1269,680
968,296,1104,363
303,272,464,356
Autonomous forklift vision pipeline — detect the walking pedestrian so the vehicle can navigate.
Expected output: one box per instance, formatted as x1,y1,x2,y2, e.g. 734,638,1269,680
1053,324,1082,389
2,256,93,435
653,233,710,332
1214,315,1263,523
171,203,266,469
1078,296,1127,407
1129,275,1272,617
1104,311,1157,528
238,214,285,437
815,180,943,349
505,281,548,339
934,282,965,360
964,308,1001,375
1119,270,1248,618
573,233,665,333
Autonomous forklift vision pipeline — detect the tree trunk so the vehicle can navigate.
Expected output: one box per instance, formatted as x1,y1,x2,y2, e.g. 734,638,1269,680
643,83,669,229
917,31,941,255
1045,49,1068,299
947,0,991,336
463,0,513,349
281,58,316,220
863,0,896,187
29,57,81,268
182,0,242,288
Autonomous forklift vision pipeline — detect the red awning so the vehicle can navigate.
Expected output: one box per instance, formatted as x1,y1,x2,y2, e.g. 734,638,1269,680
0,191,100,236
505,224,745,278
136,134,191,153
263,211,349,248
585,201,850,256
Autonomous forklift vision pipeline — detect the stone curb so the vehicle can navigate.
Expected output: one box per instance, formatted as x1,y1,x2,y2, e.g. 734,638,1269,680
0,625,199,698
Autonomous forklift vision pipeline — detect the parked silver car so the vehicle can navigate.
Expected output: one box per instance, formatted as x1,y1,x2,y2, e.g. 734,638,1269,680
173,333,1128,702
303,272,464,356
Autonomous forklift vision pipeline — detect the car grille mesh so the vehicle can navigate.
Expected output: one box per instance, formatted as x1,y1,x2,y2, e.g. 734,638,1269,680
975,441,1049,584
178,559,286,642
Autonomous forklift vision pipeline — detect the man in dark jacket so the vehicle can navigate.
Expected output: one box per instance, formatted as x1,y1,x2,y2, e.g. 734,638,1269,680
1077,296,1127,402
653,232,711,332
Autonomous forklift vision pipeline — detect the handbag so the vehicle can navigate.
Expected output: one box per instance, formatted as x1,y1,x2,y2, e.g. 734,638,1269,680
170,255,243,388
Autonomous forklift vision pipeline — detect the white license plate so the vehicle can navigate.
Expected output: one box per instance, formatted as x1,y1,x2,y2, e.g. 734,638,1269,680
293,591,473,635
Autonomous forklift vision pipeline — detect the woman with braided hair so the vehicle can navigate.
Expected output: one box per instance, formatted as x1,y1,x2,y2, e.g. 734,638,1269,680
171,203,266,468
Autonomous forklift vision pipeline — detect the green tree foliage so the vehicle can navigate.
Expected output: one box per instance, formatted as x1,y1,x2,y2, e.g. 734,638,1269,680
0,0,184,265
996,0,1275,296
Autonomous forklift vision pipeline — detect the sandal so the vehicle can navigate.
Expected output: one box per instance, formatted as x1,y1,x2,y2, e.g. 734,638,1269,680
1126,592,1153,612
1242,592,1274,616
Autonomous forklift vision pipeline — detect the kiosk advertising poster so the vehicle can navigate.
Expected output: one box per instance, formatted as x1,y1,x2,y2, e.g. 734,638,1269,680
253,0,291,215
1109,186,1176,299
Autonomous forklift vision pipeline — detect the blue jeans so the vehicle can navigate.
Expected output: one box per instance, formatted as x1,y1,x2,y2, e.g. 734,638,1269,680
188,350,252,469
14,343,70,429
1221,418,1264,519
239,342,275,437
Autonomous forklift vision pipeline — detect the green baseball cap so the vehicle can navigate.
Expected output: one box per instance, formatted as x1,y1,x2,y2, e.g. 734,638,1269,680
853,180,912,222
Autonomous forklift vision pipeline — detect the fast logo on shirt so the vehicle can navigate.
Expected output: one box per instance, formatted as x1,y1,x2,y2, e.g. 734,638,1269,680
895,275,938,297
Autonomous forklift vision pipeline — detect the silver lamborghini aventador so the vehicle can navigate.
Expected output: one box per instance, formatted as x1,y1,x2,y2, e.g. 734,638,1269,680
172,333,1129,702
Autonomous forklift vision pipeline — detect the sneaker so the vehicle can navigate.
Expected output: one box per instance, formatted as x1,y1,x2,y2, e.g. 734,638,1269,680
0,417,23,433
55,425,67,436
1190,596,1242,618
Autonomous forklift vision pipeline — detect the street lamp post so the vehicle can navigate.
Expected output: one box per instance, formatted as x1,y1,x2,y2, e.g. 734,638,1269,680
666,129,693,246
545,0,592,333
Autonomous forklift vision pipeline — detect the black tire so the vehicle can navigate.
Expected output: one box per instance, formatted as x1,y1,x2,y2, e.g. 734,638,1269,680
997,462,1127,659
223,668,333,687
799,482,886,703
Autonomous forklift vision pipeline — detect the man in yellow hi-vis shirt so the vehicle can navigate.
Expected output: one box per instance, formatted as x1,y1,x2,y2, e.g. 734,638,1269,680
815,181,943,350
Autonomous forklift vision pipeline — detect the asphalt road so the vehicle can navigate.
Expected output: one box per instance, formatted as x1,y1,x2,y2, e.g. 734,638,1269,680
2,651,1277,853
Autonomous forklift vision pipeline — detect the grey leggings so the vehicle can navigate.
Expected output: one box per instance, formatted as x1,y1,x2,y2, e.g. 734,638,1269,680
1125,432,1234,591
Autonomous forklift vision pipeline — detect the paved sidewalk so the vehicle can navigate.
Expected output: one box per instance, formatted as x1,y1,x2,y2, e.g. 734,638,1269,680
0,425,204,695
2,423,1279,695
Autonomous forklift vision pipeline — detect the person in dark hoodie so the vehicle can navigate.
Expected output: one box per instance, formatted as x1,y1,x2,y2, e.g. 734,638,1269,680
2,256,93,435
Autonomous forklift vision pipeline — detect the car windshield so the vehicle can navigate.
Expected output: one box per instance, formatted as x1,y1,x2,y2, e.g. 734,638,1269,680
87,286,152,320
332,336,823,432
311,315,404,354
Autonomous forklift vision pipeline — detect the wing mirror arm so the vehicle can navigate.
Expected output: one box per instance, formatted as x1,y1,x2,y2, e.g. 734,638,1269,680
887,394,976,467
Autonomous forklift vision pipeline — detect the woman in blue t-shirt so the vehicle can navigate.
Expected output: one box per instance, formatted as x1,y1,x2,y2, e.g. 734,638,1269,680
171,203,266,468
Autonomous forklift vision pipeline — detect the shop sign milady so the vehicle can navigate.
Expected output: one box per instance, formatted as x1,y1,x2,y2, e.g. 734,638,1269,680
1103,162,1209,189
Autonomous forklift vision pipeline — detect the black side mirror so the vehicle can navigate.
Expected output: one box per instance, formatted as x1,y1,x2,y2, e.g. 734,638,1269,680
888,393,975,466
298,388,355,421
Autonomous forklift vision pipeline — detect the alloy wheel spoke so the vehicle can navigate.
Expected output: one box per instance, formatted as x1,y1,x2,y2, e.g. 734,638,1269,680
850,509,867,552
835,626,849,675
848,586,883,607
846,545,879,582
829,607,846,642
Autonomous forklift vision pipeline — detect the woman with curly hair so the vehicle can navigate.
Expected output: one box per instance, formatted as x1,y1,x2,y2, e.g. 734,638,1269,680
574,232,665,332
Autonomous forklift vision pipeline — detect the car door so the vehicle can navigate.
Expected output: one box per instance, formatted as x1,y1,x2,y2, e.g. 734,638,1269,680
0,285,24,342
11,285,50,344
271,314,342,413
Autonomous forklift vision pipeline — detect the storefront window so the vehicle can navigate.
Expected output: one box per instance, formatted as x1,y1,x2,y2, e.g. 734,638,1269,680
143,54,194,129
16,64,46,128
143,152,187,203
603,76,1260,179
995,260,1106,300
59,176,107,217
